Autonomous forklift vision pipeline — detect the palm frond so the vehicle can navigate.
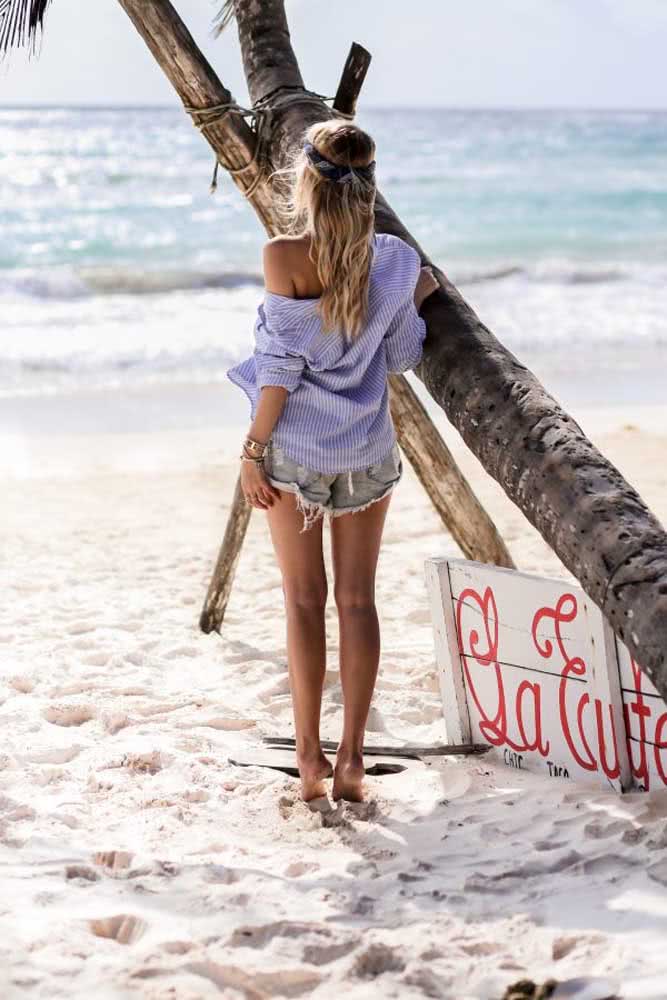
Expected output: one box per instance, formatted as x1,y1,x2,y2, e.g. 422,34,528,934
0,0,53,56
213,1,235,38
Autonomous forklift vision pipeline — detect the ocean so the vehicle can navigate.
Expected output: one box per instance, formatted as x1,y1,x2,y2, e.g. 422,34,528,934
1,105,666,417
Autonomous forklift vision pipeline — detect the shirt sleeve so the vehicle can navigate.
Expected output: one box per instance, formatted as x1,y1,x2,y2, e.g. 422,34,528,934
384,281,427,374
253,304,306,393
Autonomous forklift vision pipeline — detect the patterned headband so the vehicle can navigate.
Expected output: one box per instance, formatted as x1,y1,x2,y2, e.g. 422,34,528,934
303,141,376,185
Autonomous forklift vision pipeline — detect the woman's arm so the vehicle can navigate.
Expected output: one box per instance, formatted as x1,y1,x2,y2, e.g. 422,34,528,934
384,267,439,374
248,237,299,444
240,386,286,510
248,386,289,447
240,240,301,510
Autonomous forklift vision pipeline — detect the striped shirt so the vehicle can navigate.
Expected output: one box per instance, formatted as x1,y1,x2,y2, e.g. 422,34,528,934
226,232,427,473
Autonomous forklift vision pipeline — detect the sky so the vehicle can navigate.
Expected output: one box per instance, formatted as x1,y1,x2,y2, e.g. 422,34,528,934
0,0,666,109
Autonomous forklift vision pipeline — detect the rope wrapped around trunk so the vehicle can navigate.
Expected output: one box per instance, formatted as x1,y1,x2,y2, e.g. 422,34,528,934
184,85,354,196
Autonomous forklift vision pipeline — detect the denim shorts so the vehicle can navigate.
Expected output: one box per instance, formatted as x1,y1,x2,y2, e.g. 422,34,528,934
263,439,403,533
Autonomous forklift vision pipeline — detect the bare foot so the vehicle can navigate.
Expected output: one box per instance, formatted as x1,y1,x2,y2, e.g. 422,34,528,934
297,750,333,802
333,750,365,802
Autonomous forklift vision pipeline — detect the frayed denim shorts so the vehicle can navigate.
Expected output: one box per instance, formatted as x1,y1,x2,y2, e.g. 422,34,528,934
263,439,403,533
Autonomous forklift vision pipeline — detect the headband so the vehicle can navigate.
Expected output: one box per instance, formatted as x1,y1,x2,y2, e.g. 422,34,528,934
303,141,376,185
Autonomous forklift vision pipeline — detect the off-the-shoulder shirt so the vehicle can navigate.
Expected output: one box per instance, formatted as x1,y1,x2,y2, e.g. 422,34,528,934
226,231,427,473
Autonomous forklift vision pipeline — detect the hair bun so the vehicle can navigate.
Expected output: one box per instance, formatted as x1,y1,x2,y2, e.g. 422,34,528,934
304,142,376,185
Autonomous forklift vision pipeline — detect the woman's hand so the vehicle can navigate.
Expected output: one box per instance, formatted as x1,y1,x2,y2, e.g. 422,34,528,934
414,266,439,311
241,460,282,510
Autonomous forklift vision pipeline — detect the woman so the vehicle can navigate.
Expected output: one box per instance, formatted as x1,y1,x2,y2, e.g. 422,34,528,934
227,119,439,803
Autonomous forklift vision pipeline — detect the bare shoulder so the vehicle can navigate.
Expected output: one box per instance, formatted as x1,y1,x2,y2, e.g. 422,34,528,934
263,235,311,296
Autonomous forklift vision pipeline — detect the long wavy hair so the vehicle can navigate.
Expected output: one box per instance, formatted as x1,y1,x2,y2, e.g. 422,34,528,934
274,119,377,339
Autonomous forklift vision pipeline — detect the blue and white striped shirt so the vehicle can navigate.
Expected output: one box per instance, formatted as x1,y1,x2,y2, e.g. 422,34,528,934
226,232,427,473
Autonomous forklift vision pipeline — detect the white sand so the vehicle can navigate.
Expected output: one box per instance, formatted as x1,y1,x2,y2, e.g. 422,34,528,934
2,399,667,1000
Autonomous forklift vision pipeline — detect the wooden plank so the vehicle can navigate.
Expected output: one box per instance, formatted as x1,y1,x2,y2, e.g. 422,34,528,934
229,749,424,776
424,557,473,746
262,737,488,757
597,619,633,792
615,639,667,792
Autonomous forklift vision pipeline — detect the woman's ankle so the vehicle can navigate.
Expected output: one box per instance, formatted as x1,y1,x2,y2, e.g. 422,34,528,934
336,741,364,761
296,738,324,759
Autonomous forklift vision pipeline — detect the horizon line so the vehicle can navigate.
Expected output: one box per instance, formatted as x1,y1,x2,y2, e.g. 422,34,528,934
1,102,666,114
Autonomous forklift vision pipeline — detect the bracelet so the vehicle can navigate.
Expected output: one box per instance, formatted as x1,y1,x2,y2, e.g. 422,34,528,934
240,454,265,464
243,435,267,456
242,444,265,459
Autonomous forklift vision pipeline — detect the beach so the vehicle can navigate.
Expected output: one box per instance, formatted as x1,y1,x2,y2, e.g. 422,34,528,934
3,385,667,999
3,103,667,998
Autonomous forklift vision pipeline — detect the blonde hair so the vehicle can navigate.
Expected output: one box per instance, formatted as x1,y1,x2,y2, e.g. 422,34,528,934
273,119,377,339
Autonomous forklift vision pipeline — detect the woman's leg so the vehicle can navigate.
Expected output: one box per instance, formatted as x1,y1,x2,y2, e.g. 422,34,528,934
330,493,392,801
265,492,332,801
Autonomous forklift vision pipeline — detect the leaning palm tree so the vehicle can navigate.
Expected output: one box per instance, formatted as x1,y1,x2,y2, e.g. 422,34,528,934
2,0,667,703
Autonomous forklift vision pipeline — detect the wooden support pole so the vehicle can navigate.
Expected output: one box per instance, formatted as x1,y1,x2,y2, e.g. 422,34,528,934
389,375,512,566
199,477,251,634
333,42,372,118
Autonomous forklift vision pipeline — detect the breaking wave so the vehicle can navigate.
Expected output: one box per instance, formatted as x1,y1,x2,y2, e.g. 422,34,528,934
0,261,644,304
0,267,264,301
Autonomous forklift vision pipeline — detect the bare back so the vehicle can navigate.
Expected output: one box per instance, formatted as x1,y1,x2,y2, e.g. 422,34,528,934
263,234,323,300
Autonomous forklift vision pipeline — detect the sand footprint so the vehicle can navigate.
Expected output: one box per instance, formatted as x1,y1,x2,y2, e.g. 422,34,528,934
23,746,81,765
303,938,357,965
0,794,36,823
135,701,194,718
49,681,97,697
92,850,134,872
200,717,256,731
120,750,164,774
162,645,200,659
353,942,406,978
8,676,35,693
88,914,147,944
101,712,130,734
186,960,321,998
65,864,100,882
42,704,95,727
283,860,320,877
83,651,110,666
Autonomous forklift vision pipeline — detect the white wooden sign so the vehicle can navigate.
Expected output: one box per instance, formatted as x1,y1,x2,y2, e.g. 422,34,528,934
425,558,667,793
616,639,667,791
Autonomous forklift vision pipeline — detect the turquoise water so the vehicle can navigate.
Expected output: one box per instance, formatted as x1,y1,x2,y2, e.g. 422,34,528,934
1,106,666,396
